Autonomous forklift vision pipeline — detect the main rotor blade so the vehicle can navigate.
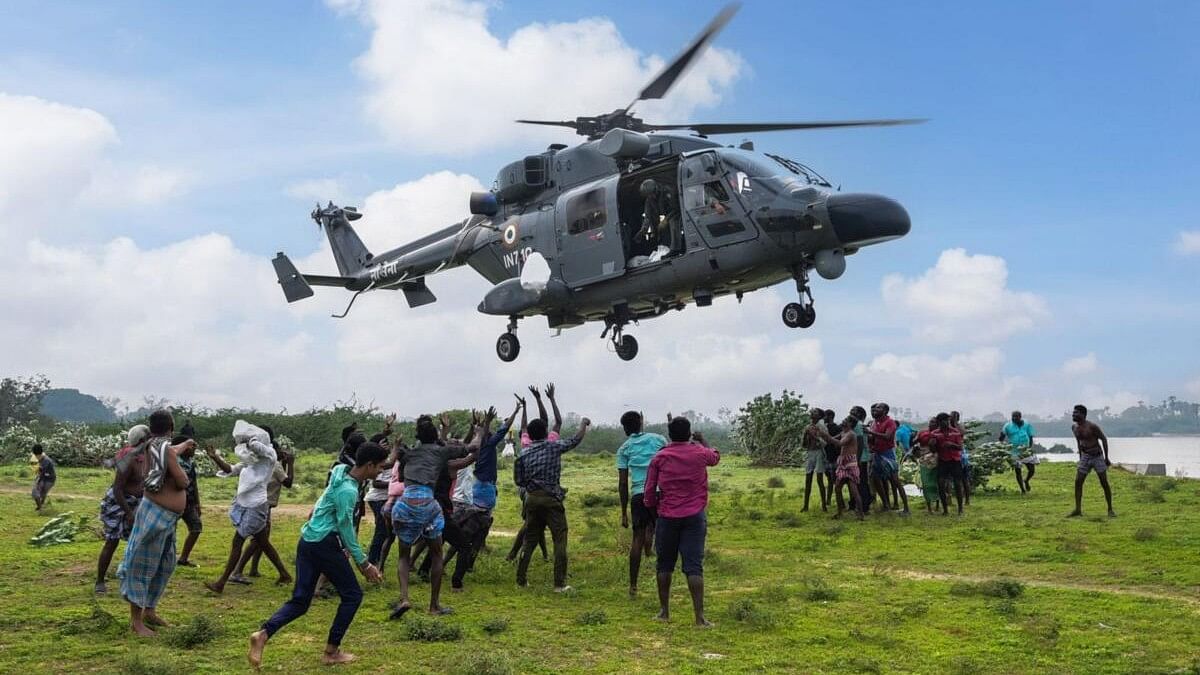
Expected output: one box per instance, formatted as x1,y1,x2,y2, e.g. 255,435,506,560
514,119,579,129
627,2,740,110
642,118,928,135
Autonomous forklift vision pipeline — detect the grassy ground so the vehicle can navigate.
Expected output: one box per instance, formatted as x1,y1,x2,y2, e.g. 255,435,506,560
1,454,1198,674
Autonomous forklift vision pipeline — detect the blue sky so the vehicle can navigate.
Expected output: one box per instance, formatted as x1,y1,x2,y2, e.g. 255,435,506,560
1,0,1197,418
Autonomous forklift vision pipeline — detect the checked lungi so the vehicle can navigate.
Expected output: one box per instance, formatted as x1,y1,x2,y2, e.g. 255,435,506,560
117,498,180,609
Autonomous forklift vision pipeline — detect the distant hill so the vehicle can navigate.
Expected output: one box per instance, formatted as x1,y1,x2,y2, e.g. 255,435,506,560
40,388,118,423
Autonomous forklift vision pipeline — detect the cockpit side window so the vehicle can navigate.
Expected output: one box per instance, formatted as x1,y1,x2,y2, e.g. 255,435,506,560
566,187,607,235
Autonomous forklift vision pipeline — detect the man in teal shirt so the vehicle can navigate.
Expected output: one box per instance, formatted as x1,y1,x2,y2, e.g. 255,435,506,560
249,443,386,669
999,410,1039,493
616,411,667,597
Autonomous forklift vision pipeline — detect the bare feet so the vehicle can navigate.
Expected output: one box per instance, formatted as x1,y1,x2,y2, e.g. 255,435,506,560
654,611,669,622
1066,510,1082,518
322,650,356,666
248,630,268,670
450,586,464,593
230,575,253,586
695,619,714,628
429,606,453,616
204,581,225,594
1108,510,1117,518
248,570,262,578
276,575,294,587
131,622,156,638
176,559,197,568
628,586,637,599
94,582,108,594
144,611,170,628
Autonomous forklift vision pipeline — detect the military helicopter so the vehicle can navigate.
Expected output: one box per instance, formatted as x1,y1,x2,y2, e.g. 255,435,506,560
273,3,921,362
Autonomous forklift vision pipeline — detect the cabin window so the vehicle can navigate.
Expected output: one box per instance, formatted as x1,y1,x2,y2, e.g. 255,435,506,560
566,187,607,235
706,220,746,238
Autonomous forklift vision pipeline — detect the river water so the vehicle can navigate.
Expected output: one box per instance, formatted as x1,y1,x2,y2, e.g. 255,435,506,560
1035,436,1200,477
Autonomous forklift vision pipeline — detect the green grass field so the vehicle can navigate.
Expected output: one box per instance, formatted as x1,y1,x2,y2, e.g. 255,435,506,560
1,455,1198,674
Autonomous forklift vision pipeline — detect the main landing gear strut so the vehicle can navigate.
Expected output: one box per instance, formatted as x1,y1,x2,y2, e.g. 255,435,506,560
496,316,521,362
782,265,816,329
601,317,639,361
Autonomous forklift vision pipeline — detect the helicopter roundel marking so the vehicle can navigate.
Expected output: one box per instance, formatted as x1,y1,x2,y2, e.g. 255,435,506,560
502,221,519,248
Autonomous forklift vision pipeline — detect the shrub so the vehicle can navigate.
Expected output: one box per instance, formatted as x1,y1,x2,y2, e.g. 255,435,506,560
729,598,776,626
575,610,607,626
60,605,117,636
774,512,802,528
164,615,222,649
802,576,839,602
1133,527,1157,542
733,390,810,467
766,476,786,488
950,579,1024,599
481,618,509,635
123,654,172,675
407,617,462,642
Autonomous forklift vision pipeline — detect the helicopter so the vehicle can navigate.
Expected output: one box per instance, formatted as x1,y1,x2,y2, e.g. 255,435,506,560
272,3,921,362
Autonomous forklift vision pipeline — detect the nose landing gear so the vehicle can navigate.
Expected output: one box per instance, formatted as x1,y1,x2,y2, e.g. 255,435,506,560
782,265,817,329
496,316,521,362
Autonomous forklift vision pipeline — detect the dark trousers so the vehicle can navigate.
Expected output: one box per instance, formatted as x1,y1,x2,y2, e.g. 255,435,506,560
656,510,707,576
857,460,874,510
450,509,493,588
366,500,393,566
507,490,548,560
262,534,362,647
517,491,568,587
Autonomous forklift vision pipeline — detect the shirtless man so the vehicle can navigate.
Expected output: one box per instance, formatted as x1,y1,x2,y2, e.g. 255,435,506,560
1067,404,1116,518
118,409,192,636
95,425,150,594
831,417,865,520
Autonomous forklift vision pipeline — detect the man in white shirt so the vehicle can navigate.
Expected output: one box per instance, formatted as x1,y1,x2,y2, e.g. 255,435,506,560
204,421,292,593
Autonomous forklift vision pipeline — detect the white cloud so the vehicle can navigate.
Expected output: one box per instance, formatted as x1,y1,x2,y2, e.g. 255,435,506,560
1185,378,1200,398
1174,230,1200,256
881,248,1049,344
336,0,743,153
1061,353,1098,375
0,93,116,215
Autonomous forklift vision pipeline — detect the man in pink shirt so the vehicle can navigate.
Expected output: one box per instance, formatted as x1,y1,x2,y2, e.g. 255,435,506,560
643,416,720,627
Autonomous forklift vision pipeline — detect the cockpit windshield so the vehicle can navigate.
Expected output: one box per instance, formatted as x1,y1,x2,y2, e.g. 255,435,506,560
717,149,831,187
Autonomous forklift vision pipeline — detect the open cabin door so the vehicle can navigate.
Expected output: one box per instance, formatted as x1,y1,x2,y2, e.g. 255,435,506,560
556,178,625,287
680,151,759,248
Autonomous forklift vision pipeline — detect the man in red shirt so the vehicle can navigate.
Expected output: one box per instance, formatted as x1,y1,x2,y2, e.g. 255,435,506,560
866,403,909,515
643,416,720,627
930,413,966,515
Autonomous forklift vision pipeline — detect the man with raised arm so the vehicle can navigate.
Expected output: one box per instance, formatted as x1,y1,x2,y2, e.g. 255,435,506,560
514,414,591,592
1068,405,1116,518
643,416,720,626
616,410,667,596
248,442,387,668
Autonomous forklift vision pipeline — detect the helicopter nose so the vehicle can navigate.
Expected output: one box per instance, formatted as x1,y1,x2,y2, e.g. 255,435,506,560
826,193,911,247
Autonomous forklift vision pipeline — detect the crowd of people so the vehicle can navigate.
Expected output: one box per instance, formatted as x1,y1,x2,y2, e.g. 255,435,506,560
25,391,1117,668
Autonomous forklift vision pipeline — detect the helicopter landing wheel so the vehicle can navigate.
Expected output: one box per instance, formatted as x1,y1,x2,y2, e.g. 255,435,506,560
496,332,520,362
615,334,639,361
782,302,816,329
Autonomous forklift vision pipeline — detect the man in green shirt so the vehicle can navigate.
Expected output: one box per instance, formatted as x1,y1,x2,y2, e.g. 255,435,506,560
248,443,386,669
616,410,666,597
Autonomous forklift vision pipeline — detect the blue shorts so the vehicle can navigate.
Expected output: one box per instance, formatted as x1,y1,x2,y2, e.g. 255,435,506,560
391,486,445,546
472,481,497,510
656,510,707,577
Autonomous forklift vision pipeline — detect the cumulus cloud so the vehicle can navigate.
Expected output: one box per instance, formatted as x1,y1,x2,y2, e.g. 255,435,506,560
1174,230,1200,256
1061,353,1098,376
881,248,1049,344
81,163,192,206
335,0,743,153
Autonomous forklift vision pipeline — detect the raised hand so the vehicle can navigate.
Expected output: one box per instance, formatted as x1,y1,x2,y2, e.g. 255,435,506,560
545,382,556,399
514,393,526,408
385,412,397,428
485,406,497,421
529,385,542,399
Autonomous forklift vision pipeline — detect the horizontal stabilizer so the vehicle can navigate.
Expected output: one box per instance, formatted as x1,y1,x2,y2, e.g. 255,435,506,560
273,253,314,303
401,279,437,308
